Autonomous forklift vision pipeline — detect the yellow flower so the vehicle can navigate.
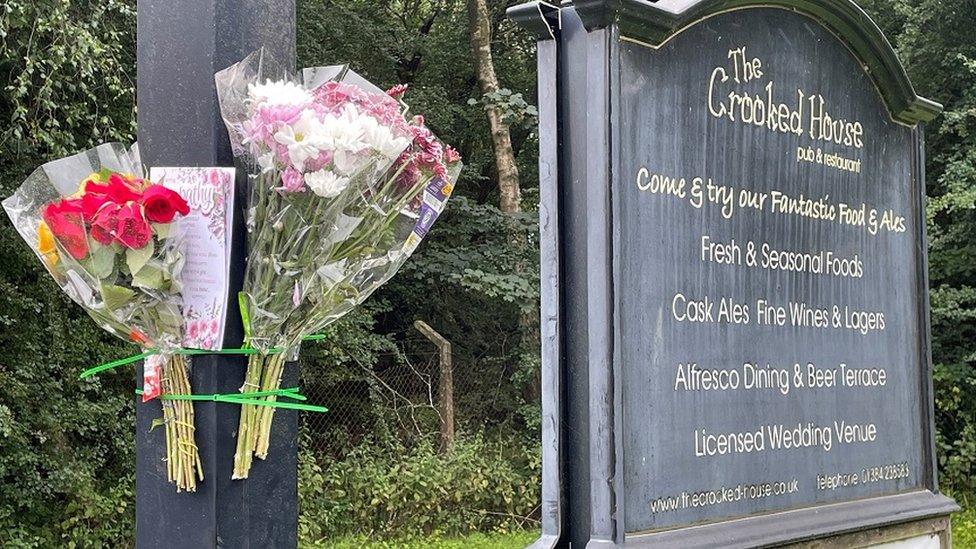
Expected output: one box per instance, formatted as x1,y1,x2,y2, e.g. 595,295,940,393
37,221,60,268
69,172,101,198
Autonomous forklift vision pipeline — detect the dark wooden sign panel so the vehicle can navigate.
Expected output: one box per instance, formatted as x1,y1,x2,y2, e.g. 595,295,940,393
614,7,926,533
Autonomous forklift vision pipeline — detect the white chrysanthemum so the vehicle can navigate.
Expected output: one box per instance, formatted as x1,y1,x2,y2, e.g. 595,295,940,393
321,106,368,150
304,169,350,198
247,79,313,108
257,151,276,173
273,110,328,171
360,115,410,160
318,105,371,174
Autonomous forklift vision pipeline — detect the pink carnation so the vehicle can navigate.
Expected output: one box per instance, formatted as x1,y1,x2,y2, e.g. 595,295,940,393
278,168,305,192
445,146,461,164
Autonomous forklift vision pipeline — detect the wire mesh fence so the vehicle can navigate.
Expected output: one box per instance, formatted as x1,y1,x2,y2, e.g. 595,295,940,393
299,333,447,460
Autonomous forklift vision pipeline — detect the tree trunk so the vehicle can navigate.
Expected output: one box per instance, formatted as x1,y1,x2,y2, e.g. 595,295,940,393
467,0,541,405
467,0,521,213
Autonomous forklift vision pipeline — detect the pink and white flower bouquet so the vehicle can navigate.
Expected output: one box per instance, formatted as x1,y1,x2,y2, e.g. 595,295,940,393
216,50,462,478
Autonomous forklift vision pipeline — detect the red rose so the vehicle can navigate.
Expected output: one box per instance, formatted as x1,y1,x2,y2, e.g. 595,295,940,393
107,173,143,202
141,184,190,223
81,192,111,222
115,203,153,249
41,200,89,259
90,202,122,245
81,173,141,221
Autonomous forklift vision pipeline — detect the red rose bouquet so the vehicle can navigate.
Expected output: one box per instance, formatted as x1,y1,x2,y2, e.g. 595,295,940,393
3,143,202,492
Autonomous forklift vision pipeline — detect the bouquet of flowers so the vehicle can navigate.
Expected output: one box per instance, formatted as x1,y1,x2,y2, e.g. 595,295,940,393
216,50,462,478
2,143,202,491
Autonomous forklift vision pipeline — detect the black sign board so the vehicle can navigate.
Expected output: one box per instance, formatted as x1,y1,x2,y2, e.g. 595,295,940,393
511,0,958,546
618,6,926,531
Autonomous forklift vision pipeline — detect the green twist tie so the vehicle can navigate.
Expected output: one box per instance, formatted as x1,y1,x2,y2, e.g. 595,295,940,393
79,333,326,380
134,387,328,413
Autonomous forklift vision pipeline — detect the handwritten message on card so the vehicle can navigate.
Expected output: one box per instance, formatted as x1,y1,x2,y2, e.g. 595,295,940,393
150,167,235,350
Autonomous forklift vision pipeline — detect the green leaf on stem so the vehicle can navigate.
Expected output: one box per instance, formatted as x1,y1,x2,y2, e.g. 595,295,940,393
155,303,182,332
132,264,165,290
125,239,155,276
89,242,117,279
102,284,137,311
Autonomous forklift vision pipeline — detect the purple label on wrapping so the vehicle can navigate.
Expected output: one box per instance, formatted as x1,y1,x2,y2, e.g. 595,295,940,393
412,201,440,239
426,177,450,202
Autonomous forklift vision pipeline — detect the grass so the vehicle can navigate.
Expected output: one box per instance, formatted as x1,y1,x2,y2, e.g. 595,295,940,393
954,499,976,549
304,506,976,548
307,530,538,548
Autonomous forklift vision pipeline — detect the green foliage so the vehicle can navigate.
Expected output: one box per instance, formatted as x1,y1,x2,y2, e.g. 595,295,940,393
469,88,539,130
309,530,539,549
296,0,539,203
859,0,976,497
0,1,139,544
0,156,137,548
0,0,136,158
953,497,976,548
382,196,539,433
298,432,540,543
1,0,973,544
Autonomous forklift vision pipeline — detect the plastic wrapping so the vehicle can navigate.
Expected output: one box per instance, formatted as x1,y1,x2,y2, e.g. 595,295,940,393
216,49,463,353
2,143,187,352
3,143,203,491
216,50,462,478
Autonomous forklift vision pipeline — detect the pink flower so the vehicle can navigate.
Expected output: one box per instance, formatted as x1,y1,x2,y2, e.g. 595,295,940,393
386,84,409,99
243,104,305,147
304,150,334,173
115,203,153,249
278,167,305,192
312,81,366,109
188,321,200,339
90,202,122,245
445,146,461,164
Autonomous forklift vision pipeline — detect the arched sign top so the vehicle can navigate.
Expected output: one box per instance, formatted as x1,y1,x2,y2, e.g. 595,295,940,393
567,0,941,124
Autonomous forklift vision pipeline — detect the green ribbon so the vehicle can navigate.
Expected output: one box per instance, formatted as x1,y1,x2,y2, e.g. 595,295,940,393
79,333,326,380
134,387,328,413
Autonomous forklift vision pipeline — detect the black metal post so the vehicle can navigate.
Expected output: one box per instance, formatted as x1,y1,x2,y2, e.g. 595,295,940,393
135,1,298,547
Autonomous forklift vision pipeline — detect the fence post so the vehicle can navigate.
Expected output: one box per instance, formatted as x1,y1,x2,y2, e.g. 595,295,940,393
414,320,454,452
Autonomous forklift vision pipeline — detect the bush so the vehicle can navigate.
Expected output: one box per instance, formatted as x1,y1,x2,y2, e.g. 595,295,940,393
298,432,540,544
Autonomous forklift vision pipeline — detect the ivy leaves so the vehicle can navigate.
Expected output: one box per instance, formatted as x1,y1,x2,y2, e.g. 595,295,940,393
467,88,538,130
0,0,136,157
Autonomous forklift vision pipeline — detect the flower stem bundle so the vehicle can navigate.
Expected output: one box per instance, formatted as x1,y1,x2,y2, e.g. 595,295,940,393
162,354,203,491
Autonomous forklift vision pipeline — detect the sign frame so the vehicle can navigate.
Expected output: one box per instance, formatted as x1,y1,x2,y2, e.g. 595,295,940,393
510,0,959,547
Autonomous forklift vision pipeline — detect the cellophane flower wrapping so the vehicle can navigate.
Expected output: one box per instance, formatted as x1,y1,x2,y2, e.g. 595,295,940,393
2,143,203,491
215,49,462,477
